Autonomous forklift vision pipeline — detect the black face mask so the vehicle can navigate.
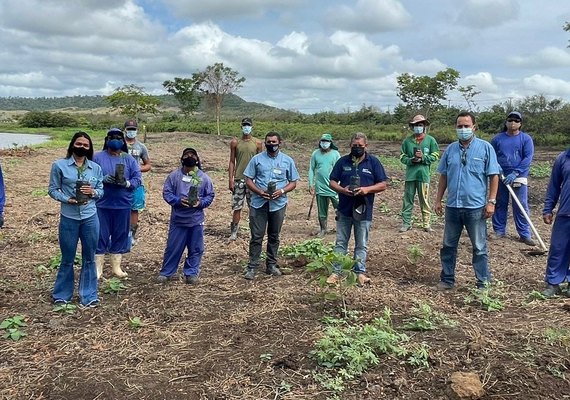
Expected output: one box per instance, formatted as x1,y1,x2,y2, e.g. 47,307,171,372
350,146,365,158
72,146,89,157
266,143,279,153
182,157,198,168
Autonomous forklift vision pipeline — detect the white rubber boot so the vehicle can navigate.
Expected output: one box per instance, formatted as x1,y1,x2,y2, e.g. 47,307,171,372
109,254,127,278
96,254,105,280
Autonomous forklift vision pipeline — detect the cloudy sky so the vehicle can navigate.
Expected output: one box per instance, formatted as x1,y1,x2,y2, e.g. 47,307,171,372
0,0,569,113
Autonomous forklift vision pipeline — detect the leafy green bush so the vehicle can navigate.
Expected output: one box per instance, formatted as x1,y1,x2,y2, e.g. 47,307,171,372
20,111,79,128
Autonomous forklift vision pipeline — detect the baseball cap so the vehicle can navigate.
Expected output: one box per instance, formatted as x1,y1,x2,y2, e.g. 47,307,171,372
507,111,522,121
124,119,138,129
320,133,333,141
241,117,252,126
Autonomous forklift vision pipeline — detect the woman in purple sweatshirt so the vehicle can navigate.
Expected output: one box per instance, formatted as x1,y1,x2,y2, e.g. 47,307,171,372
158,148,215,284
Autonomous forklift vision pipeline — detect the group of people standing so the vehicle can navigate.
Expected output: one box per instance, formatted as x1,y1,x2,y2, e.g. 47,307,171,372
0,110,567,307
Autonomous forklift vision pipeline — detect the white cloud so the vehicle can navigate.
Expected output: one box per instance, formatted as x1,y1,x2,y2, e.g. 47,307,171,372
163,0,299,20
522,74,570,96
325,0,411,33
456,0,519,28
510,47,570,69
463,72,499,93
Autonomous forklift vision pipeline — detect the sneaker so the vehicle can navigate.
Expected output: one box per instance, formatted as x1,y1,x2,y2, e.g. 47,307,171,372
53,299,68,305
436,281,454,291
326,273,339,285
519,237,536,246
542,284,561,298
265,265,282,276
399,225,411,232
357,274,371,285
244,268,256,280
185,275,199,285
156,275,169,283
80,299,100,309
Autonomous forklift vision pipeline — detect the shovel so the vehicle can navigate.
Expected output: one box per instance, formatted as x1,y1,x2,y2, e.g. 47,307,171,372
503,178,548,256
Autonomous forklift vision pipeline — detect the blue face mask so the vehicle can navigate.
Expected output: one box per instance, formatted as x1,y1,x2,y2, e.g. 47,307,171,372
413,126,424,135
125,130,137,139
242,125,252,135
456,128,474,141
320,141,331,150
108,139,123,151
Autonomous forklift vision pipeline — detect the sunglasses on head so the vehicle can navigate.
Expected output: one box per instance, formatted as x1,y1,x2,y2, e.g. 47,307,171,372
507,119,521,123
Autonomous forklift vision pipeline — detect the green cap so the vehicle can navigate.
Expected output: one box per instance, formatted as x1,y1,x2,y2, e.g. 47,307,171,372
320,133,333,141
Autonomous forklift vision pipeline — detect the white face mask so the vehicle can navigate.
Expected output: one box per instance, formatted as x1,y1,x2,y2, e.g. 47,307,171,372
413,126,424,135
456,128,473,141
242,125,252,135
320,141,331,150
126,130,137,139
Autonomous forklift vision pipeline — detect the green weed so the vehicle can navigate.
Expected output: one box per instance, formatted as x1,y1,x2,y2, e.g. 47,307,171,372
52,304,77,314
31,188,49,197
407,342,430,369
464,281,505,311
544,327,570,349
280,238,334,262
103,277,127,294
1,315,28,341
402,302,457,331
530,162,552,178
128,316,143,329
259,353,273,361
406,245,423,265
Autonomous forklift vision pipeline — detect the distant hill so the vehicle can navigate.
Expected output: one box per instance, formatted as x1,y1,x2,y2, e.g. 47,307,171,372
0,93,293,116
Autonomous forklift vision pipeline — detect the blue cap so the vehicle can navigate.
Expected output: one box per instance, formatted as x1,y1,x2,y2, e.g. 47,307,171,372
507,111,522,121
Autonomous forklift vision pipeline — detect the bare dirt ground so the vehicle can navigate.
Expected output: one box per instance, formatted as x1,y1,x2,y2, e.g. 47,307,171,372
0,132,569,400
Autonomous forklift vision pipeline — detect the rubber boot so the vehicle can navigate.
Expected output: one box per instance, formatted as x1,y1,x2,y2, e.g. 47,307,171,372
317,218,327,238
109,254,127,278
96,254,105,280
229,222,238,241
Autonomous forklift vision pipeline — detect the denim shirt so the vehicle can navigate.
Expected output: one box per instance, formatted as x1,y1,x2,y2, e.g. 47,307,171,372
48,157,104,220
244,151,300,212
437,137,500,209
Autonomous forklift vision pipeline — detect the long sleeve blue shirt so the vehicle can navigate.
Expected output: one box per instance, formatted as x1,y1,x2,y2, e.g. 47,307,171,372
163,168,215,227
93,150,141,209
244,151,300,212
48,157,104,220
437,137,500,209
490,131,534,177
0,161,5,216
543,149,570,217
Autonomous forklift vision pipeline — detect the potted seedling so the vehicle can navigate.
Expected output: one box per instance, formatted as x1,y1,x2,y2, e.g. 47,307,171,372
75,164,90,204
266,181,277,197
187,170,202,206
349,156,361,194
115,164,126,186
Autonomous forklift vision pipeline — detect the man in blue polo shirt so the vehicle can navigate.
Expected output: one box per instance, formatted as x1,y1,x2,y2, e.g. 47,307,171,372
327,132,388,285
243,132,300,280
434,111,500,290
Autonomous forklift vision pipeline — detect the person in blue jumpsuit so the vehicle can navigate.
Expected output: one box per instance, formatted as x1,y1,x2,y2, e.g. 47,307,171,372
48,132,104,307
542,148,570,297
158,148,215,284
490,111,535,245
93,128,141,279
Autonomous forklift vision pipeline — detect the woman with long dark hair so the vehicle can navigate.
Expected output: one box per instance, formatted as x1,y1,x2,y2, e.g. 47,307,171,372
48,131,103,308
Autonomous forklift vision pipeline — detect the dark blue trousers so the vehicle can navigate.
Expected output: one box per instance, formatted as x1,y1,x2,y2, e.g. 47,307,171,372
492,183,532,239
97,207,131,254
545,215,570,285
160,224,204,277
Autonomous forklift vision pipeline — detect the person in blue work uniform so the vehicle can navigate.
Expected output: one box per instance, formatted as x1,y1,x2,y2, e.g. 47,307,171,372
491,111,536,245
541,148,570,297
0,155,5,229
48,132,104,307
158,148,215,284
93,128,142,279
326,132,388,286
434,111,500,290
243,131,300,280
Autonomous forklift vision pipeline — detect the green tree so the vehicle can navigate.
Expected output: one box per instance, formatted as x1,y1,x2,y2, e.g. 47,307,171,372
195,63,245,135
162,77,202,117
458,85,481,112
106,84,160,118
396,68,460,117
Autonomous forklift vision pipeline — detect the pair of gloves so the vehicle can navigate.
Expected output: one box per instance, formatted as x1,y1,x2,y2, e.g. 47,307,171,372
502,172,518,186
103,175,130,188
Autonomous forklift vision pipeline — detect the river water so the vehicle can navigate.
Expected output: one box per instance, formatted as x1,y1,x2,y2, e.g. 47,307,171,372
0,133,50,149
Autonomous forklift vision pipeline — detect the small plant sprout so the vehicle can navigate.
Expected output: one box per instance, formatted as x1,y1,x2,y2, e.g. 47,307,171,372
52,304,77,315
128,316,143,329
1,315,28,341
403,302,457,331
464,281,505,312
406,245,424,265
260,353,273,361
103,277,127,294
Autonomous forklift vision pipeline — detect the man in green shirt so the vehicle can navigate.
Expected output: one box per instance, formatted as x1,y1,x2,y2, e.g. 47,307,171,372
399,114,440,232
308,133,341,237
228,117,262,240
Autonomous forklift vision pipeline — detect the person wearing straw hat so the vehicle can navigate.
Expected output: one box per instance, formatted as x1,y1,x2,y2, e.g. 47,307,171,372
541,148,570,297
399,114,440,232
308,133,340,237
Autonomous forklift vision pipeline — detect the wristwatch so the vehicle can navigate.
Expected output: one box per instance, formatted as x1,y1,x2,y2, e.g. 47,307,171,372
487,199,496,205
280,189,285,195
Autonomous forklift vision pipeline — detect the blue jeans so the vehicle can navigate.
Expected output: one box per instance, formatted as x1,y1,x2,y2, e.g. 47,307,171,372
440,207,490,288
333,213,371,274
53,214,99,305
248,203,286,269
